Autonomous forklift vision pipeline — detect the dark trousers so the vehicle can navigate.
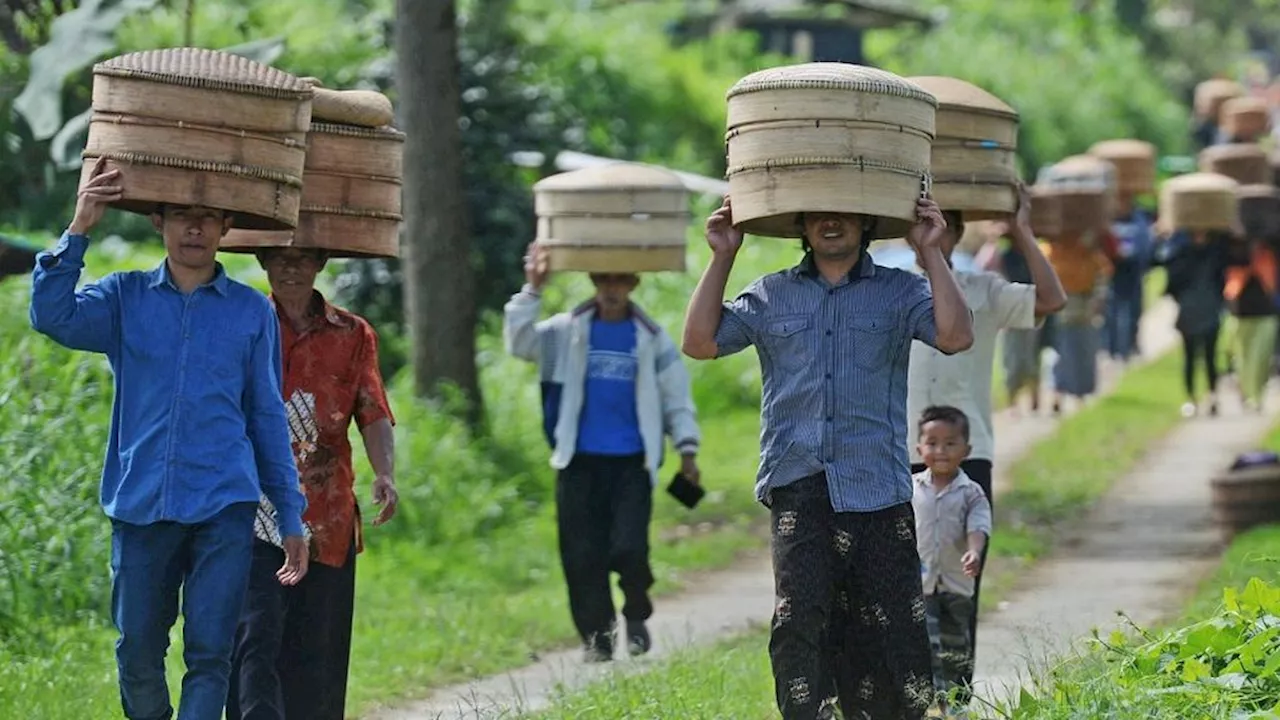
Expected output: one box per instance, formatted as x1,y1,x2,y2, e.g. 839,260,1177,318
556,453,655,647
226,538,357,720
912,457,992,690
925,592,976,702
110,502,257,720
1180,328,1220,398
771,475,934,720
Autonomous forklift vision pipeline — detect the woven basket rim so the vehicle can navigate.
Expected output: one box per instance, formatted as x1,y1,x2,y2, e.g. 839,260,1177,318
1088,139,1156,159
1201,143,1267,160
95,47,311,100
726,62,938,107
534,162,689,192
1236,184,1280,200
82,150,303,187
309,121,404,140
906,75,1017,119
1161,172,1240,192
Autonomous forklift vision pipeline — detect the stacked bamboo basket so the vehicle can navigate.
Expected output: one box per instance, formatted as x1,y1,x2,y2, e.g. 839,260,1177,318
1157,172,1240,235
723,62,937,239
1034,154,1116,235
531,162,691,273
1200,143,1271,186
1220,96,1271,142
81,47,314,230
220,82,405,258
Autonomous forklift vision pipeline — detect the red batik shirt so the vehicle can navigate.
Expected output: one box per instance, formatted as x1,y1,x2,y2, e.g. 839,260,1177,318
256,292,394,568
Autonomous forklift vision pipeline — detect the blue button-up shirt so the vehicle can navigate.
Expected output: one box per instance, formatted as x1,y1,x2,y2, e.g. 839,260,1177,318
714,252,939,511
29,232,305,535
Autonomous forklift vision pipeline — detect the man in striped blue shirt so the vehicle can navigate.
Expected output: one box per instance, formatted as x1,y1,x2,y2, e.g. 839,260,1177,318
683,196,973,720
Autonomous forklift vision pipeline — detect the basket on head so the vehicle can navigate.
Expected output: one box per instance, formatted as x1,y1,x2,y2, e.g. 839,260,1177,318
82,47,313,230
1237,184,1280,241
1220,96,1270,141
725,62,937,240
1158,172,1240,235
1028,185,1063,239
1088,139,1156,195
533,162,691,273
1195,78,1245,121
1036,155,1115,234
311,87,395,128
906,76,1019,220
1199,143,1271,185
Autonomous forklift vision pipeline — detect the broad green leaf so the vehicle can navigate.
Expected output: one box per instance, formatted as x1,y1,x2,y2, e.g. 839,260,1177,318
13,0,160,141
1181,658,1211,683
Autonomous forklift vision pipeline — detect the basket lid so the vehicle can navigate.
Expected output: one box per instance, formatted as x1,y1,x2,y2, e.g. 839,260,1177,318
94,47,311,100
311,87,395,128
1161,171,1239,195
1236,183,1280,201
1088,139,1156,161
1221,95,1268,115
726,62,937,107
1038,155,1115,190
903,76,1016,119
1201,143,1267,162
533,162,687,193
1196,78,1245,102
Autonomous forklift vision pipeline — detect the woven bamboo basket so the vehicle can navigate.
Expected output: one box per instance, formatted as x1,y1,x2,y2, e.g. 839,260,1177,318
906,76,1018,219
221,120,405,258
1210,464,1280,542
1195,78,1245,120
81,47,312,230
532,162,691,273
1036,155,1115,233
1220,96,1270,140
1088,139,1157,195
1237,184,1280,240
1199,143,1270,185
725,62,937,239
312,87,394,128
1029,185,1063,239
1158,172,1239,234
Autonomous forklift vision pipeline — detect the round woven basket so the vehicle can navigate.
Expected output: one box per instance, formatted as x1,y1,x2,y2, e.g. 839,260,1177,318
1195,78,1245,120
1199,143,1270,185
1029,185,1063,239
907,76,1018,219
82,47,312,230
221,122,404,258
1036,155,1115,232
1088,139,1156,195
1158,172,1239,234
725,62,937,240
1237,184,1280,240
532,162,690,273
1220,96,1270,140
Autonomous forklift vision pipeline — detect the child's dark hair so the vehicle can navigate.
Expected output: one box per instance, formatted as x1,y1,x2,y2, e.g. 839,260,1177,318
917,405,970,442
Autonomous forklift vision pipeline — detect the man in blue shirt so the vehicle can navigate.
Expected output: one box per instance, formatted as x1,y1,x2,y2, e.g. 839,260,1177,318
1103,194,1154,362
29,159,308,720
682,197,973,720
504,247,701,663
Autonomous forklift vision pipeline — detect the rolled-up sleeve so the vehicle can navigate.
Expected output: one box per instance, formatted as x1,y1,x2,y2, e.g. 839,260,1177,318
714,281,766,358
243,303,306,537
903,273,938,348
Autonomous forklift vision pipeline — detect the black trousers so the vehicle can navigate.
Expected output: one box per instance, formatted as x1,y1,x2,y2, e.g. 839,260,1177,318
912,457,992,690
1180,328,1220,398
772,475,934,720
556,453,655,647
226,538,357,720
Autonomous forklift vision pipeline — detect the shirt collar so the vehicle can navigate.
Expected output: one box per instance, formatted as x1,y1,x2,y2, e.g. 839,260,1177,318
269,290,350,330
791,247,876,284
147,260,229,296
915,468,972,493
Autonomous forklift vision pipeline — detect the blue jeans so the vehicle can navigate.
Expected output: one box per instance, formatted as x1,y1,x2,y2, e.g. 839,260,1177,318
110,502,257,720
1104,285,1142,360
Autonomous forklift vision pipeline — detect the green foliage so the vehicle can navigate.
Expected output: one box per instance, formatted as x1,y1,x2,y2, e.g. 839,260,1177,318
868,0,1191,180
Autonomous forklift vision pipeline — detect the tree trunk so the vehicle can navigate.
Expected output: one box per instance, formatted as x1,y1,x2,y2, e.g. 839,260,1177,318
394,0,483,422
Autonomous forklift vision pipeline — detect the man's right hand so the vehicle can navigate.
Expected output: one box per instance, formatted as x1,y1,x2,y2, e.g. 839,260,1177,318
69,157,123,236
277,535,309,586
523,241,550,291
705,196,744,259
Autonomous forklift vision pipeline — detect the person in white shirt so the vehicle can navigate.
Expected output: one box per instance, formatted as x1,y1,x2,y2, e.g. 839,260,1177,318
906,183,1066,685
912,406,992,715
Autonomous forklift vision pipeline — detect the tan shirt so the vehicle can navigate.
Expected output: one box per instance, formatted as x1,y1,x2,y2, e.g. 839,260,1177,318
912,469,992,597
907,270,1037,463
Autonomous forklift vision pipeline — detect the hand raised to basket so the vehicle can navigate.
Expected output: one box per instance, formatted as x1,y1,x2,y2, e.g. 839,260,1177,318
705,196,744,258
905,197,948,254
69,157,123,236
523,241,550,291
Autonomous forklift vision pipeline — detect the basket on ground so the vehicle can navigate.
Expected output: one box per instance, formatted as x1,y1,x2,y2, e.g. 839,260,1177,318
532,162,691,273
907,76,1018,219
724,62,937,239
1088,139,1156,195
1200,143,1270,185
81,47,313,230
1210,464,1280,542
1158,172,1240,234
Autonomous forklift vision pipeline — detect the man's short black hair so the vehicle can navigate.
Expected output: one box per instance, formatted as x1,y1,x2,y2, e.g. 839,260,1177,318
917,405,970,442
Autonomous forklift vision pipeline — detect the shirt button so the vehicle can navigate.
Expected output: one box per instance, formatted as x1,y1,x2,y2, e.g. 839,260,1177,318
825,373,832,380
825,329,832,336
827,289,835,295
826,416,833,422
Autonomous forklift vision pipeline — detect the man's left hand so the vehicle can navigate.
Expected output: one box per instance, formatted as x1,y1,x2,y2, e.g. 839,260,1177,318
372,475,398,526
906,197,948,254
680,454,701,485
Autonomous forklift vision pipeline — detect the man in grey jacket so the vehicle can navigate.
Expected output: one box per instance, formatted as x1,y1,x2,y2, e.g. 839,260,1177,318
504,241,702,663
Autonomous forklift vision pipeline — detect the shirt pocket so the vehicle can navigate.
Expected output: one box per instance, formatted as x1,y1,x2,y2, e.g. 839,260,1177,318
848,313,894,370
762,314,813,373
202,328,252,383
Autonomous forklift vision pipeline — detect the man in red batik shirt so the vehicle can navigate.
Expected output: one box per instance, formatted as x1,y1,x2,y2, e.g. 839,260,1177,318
227,246,398,720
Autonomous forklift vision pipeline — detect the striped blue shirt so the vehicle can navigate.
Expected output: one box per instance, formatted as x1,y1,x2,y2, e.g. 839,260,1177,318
714,251,939,511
